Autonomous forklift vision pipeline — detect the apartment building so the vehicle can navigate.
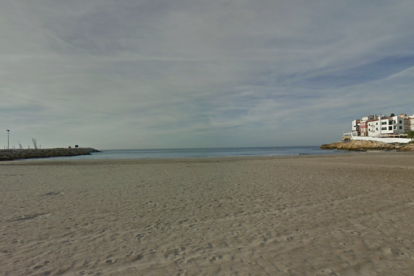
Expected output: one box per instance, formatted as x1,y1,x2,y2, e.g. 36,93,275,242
351,119,361,136
351,113,414,138
409,114,414,131
351,114,408,137
367,115,405,137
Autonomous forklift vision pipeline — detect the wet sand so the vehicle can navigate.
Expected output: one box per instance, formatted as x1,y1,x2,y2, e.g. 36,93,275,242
1,153,414,275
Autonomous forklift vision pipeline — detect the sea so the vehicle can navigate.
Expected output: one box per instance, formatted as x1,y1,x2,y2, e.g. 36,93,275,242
39,146,348,160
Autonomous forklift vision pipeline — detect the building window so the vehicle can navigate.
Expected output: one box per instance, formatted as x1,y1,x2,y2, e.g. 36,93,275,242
376,128,378,130
394,126,397,129
399,120,402,124
382,121,387,125
399,126,402,129
389,126,392,130
382,127,386,130
376,122,378,125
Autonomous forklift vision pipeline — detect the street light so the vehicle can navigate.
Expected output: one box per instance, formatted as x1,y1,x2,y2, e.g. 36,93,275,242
7,130,10,149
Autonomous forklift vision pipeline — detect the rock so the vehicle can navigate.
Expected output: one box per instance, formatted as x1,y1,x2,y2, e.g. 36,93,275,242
321,140,414,151
0,147,100,161
397,143,414,151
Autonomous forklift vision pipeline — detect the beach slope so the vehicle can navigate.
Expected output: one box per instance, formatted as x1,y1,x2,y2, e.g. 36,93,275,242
1,153,414,275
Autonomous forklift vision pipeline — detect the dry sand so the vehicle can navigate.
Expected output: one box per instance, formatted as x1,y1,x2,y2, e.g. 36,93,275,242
1,153,414,276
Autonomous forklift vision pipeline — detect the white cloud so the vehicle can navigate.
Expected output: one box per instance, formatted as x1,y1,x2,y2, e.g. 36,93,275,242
1,0,414,149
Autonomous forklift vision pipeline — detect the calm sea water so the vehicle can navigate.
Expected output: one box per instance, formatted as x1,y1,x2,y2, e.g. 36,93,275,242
41,146,347,160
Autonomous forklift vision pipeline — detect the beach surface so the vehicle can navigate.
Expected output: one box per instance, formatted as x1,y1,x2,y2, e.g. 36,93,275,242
1,153,414,275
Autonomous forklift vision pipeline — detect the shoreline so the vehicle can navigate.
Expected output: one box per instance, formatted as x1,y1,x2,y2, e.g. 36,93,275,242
1,146,344,162
2,150,409,166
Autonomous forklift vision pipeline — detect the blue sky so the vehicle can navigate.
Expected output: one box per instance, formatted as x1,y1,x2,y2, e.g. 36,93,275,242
1,0,414,149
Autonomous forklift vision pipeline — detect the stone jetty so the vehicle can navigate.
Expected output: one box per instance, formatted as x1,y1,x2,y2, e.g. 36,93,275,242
0,147,100,161
321,140,414,151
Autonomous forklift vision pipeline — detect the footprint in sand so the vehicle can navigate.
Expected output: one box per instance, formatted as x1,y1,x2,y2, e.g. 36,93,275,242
382,247,392,255
104,259,117,264
125,251,135,258
11,213,50,222
135,233,145,240
43,191,64,196
131,254,144,261
320,268,334,274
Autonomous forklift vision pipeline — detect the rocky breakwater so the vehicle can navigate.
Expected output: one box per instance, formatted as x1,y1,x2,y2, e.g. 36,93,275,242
0,147,100,161
321,140,414,151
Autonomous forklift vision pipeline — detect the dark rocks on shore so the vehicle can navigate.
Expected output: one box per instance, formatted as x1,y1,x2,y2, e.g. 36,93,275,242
0,148,100,161
321,140,414,151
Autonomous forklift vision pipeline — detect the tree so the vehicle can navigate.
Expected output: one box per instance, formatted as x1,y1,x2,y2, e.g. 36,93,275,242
390,113,395,117
407,130,414,140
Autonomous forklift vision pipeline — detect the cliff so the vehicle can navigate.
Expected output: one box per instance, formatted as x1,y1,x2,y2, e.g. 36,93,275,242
0,147,100,161
321,140,414,151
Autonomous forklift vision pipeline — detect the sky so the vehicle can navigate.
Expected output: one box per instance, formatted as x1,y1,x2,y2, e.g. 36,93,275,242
1,0,414,149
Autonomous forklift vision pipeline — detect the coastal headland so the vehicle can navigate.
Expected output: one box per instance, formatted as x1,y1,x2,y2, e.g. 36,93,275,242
1,153,414,275
321,140,414,151
0,147,100,161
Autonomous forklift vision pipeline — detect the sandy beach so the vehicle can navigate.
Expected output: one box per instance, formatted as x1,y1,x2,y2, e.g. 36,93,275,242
1,152,414,276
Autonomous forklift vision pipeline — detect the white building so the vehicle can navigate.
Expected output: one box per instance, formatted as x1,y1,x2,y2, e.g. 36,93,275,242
409,114,414,131
351,119,360,136
367,115,405,137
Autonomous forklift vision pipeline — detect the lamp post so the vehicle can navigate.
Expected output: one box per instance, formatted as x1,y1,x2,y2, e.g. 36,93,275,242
7,130,10,149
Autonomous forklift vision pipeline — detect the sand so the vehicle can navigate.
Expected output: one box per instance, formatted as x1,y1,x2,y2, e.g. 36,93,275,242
1,152,414,275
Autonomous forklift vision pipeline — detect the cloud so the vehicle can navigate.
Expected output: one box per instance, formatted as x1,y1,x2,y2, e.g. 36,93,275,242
1,0,414,149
